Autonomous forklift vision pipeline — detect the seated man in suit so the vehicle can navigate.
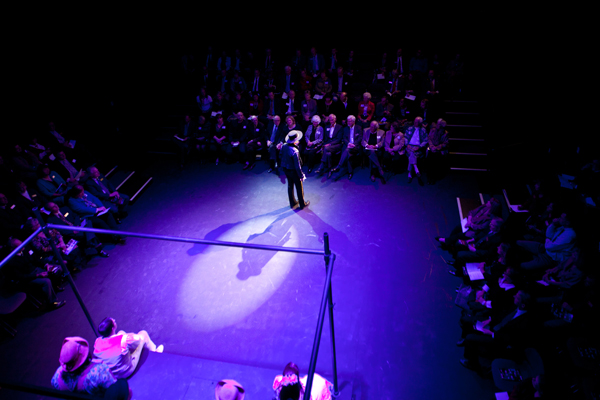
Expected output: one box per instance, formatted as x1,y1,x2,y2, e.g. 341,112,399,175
85,166,129,223
67,185,125,245
14,181,43,218
459,290,533,372
243,115,266,170
331,115,363,180
314,114,343,178
361,120,386,184
53,151,86,185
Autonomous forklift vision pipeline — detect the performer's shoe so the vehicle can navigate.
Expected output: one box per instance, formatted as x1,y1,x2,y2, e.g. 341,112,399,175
48,301,67,310
243,162,251,170
300,200,310,209
267,167,273,173
290,202,300,209
331,167,340,173
249,163,256,170
99,251,110,258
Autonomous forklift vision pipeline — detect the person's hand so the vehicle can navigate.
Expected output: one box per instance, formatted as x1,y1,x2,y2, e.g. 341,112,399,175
459,239,467,246
109,191,119,198
257,142,261,147
468,243,476,252
267,140,272,147
37,271,49,278
482,318,491,327
348,143,354,148
276,143,283,150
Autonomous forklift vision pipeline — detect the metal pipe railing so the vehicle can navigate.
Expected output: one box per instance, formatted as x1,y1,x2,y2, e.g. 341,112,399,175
303,251,337,400
324,233,339,396
45,224,325,255
0,226,43,269
0,380,99,399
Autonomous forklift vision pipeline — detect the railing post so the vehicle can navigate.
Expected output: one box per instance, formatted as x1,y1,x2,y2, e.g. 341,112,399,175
34,209,99,337
323,232,339,396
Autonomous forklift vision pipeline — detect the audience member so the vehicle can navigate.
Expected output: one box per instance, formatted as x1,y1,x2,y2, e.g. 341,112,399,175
272,362,332,400
93,317,163,379
215,379,245,400
314,114,343,178
36,166,68,206
303,115,324,173
331,115,363,180
361,120,386,184
404,116,428,184
426,118,449,184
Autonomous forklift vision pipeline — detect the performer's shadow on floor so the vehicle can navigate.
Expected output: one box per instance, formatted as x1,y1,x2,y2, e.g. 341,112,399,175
236,230,291,280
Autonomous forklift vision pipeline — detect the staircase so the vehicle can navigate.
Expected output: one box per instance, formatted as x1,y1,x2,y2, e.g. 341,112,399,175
444,100,488,172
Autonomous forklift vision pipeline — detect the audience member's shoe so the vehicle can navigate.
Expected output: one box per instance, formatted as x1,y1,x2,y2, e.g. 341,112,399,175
249,163,256,170
314,169,321,175
243,162,251,170
447,269,457,276
459,359,478,371
308,168,313,174
300,200,310,209
215,158,219,166
445,259,456,266
99,251,110,258
371,175,376,182
348,173,353,180
331,167,340,173
267,167,273,173
408,176,413,183
435,237,446,243
49,301,67,310
456,338,466,347
54,285,66,293
380,176,386,185
417,176,424,186
156,345,164,353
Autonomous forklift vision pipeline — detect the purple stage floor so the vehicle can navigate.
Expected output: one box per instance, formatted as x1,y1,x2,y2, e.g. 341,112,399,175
0,159,499,399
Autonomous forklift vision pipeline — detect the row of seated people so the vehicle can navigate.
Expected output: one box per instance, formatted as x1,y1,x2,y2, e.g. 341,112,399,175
174,109,449,185
187,46,463,103
434,191,597,397
194,87,437,135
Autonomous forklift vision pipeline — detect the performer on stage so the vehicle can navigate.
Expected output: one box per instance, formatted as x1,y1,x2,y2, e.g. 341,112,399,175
281,130,310,210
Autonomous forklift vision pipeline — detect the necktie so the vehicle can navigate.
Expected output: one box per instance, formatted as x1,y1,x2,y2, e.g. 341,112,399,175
493,310,519,332
96,179,109,194
58,213,73,226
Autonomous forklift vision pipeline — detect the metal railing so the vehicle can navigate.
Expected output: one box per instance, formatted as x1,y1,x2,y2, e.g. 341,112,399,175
0,209,340,399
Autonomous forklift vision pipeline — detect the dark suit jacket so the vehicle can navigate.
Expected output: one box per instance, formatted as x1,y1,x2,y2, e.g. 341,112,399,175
342,125,363,148
308,54,325,75
318,101,340,120
229,120,249,142
179,120,198,139
262,98,282,118
85,175,116,202
323,123,343,146
279,74,299,93
246,122,267,143
336,99,356,123
490,308,531,347
266,122,285,146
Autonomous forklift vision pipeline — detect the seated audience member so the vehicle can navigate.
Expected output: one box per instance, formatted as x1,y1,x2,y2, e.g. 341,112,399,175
36,166,68,206
215,379,245,400
382,121,407,174
542,273,597,331
299,70,313,93
508,374,546,400
67,185,126,245
317,95,338,122
11,144,42,181
336,92,354,125
53,150,86,184
459,290,533,372
93,317,163,379
26,218,86,273
395,98,412,120
248,93,263,116
448,218,505,274
426,118,449,184
280,65,298,94
301,91,318,126
230,91,249,116
48,122,75,151
357,92,375,129
243,115,266,170
212,91,230,117
14,180,43,217
85,166,129,222
361,120,386,184
468,266,521,321
404,117,428,184
0,192,28,244
516,212,576,273
52,336,130,398
518,179,548,215
266,115,285,174
226,112,248,163
331,115,363,180
283,90,300,119
262,91,281,124
3,238,66,310
27,137,49,162
195,115,212,159
314,71,332,97
572,158,600,204
174,115,197,168
535,249,584,303
248,69,264,96
272,362,333,400
303,115,324,173
415,99,432,127
314,114,343,178
196,87,212,116
333,66,351,94
375,95,395,129
210,113,228,165
46,201,108,257
437,198,502,248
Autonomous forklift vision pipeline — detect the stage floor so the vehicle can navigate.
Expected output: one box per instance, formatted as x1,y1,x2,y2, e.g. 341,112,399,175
0,159,498,399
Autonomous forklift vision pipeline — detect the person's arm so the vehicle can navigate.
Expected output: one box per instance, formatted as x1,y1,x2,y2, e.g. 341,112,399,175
293,150,305,180
545,226,576,252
